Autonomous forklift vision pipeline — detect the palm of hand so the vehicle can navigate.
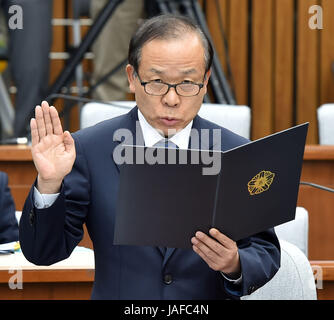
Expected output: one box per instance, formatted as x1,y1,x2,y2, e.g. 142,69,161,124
32,133,75,181
30,101,76,186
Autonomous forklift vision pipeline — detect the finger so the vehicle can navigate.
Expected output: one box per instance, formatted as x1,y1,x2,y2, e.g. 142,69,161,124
30,118,39,147
41,101,53,135
194,231,223,256
49,106,63,135
209,228,236,250
35,105,46,139
191,234,219,264
63,131,75,153
192,243,219,271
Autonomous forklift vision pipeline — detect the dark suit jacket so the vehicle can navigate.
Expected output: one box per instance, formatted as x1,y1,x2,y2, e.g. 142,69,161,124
19,107,280,299
0,171,19,244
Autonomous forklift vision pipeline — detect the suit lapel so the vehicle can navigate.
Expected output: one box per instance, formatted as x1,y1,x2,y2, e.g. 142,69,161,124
110,106,144,173
190,115,222,150
162,248,175,267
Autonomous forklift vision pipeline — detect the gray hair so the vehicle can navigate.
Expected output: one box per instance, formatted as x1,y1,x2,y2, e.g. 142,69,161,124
128,14,213,74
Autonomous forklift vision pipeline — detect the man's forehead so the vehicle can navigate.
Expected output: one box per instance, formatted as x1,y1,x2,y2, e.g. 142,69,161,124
138,38,206,73
140,32,204,55
148,67,199,75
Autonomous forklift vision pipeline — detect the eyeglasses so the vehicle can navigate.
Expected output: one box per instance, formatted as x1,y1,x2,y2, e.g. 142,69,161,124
135,72,204,97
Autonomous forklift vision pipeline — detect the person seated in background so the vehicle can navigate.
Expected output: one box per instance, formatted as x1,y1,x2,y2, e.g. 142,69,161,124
0,171,18,245
90,0,144,101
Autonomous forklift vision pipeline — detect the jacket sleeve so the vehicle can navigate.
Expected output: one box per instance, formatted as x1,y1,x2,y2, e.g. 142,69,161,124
237,228,281,296
19,136,91,265
0,172,19,244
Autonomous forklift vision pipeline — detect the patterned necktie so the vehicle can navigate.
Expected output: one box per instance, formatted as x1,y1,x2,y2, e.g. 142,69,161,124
153,139,178,255
154,139,178,149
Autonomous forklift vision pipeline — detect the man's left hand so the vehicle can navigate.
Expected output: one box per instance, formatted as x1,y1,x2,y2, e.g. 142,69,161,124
191,228,241,277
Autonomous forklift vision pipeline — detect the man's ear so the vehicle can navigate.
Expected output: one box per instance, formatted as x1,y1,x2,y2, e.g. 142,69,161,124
202,68,211,95
126,64,136,93
204,68,211,85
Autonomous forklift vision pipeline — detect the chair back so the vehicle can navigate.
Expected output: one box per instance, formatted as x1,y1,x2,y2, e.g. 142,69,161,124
275,207,309,257
80,101,136,129
317,104,334,145
198,103,251,139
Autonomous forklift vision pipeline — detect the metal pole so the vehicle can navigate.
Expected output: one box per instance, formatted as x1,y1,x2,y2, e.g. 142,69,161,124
156,0,170,14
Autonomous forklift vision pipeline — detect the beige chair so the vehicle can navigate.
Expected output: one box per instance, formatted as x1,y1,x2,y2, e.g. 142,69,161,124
80,101,135,129
275,207,309,257
198,103,251,139
317,104,334,145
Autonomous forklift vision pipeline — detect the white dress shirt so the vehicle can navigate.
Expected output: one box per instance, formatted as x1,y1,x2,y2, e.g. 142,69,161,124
137,109,193,149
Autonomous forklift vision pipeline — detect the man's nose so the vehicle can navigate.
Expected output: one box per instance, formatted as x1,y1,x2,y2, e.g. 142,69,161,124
162,87,180,107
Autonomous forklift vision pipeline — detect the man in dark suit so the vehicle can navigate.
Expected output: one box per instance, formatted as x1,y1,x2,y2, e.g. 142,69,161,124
0,171,18,244
19,14,280,299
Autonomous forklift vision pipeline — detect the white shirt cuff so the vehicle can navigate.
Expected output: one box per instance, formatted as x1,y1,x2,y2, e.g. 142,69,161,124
220,272,243,285
33,186,59,209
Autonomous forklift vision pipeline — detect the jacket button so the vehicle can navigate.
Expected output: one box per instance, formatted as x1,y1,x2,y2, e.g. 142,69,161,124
29,210,35,226
163,274,173,285
248,286,256,295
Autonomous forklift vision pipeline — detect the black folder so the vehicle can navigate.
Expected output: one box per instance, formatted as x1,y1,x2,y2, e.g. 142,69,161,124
114,123,309,248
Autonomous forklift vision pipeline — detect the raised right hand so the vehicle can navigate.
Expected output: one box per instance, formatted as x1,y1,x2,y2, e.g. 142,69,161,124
31,101,76,194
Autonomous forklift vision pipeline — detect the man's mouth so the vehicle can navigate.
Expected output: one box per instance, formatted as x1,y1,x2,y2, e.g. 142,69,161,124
160,117,180,126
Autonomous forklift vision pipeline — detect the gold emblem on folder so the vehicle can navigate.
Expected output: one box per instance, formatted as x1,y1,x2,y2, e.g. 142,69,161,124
248,170,275,196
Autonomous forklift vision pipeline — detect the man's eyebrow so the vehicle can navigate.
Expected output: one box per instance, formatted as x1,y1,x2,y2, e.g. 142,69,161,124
181,68,197,75
149,68,163,74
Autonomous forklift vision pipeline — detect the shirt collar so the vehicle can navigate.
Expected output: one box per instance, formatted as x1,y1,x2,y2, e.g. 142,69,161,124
137,109,193,149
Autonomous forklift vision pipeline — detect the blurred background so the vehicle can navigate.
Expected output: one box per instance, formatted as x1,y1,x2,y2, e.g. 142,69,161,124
0,0,333,143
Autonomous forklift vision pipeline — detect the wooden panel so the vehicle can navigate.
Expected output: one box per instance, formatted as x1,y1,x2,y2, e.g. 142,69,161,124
50,0,66,85
0,269,94,283
206,0,229,74
251,0,275,140
49,27,65,85
296,0,320,144
0,146,36,211
311,260,334,300
311,260,334,280
299,184,334,259
303,144,334,160
0,146,35,211
229,0,249,106
274,0,295,131
0,145,32,161
298,145,334,260
320,0,334,104
315,282,334,300
0,282,92,300
0,269,93,299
